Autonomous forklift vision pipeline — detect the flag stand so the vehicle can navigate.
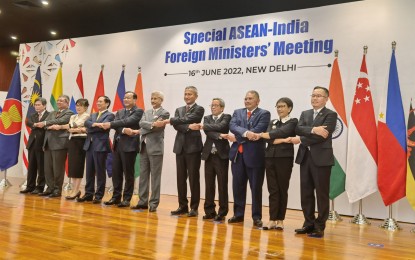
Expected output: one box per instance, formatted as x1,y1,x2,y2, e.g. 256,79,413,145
20,180,27,190
0,170,12,188
328,199,342,222
64,178,73,191
379,205,401,231
351,199,370,225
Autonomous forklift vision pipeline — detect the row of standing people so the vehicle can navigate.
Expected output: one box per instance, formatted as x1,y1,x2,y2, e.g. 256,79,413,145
21,86,337,238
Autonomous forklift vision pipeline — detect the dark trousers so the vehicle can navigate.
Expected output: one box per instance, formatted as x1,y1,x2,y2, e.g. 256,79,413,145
44,148,67,194
85,150,108,199
26,148,45,191
300,150,331,230
265,157,293,220
231,153,265,220
111,147,137,201
204,153,229,217
176,152,201,210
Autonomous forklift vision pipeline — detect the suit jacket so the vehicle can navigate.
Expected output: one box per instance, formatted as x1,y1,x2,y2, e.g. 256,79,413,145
111,106,143,152
295,107,337,166
170,103,205,154
83,110,115,152
229,107,270,167
265,118,298,158
43,109,74,150
201,113,231,160
26,111,50,150
139,107,170,155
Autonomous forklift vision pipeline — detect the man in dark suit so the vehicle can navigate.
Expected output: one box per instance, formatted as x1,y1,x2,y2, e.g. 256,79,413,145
291,86,337,238
228,90,270,227
20,97,49,194
102,91,143,207
164,86,205,217
200,98,231,221
36,95,74,197
131,91,170,212
77,96,114,204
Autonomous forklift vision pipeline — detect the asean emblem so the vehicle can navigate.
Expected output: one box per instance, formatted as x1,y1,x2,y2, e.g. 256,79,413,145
332,118,343,139
0,99,22,135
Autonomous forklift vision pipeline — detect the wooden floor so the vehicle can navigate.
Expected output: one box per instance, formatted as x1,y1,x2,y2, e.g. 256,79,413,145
1,178,415,259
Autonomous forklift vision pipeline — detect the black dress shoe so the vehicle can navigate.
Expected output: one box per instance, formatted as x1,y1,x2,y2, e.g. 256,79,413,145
39,191,52,197
117,200,130,207
131,204,148,210
31,188,43,195
76,194,93,202
20,188,34,194
104,198,121,205
49,192,62,198
171,207,189,215
202,213,216,220
65,191,81,200
92,198,102,204
187,209,198,217
308,229,324,238
253,219,263,227
295,226,314,234
149,206,157,212
214,215,225,221
228,216,244,224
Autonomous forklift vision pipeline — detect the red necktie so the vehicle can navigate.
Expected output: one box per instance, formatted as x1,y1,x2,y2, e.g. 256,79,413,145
238,111,252,153
247,111,252,119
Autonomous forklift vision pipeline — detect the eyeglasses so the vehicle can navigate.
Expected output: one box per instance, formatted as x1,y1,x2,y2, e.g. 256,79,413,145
310,94,327,98
210,104,221,107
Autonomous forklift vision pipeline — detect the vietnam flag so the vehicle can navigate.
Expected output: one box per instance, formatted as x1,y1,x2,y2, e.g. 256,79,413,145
133,68,145,178
407,99,415,210
346,52,378,203
326,55,348,200
377,47,406,206
91,66,105,113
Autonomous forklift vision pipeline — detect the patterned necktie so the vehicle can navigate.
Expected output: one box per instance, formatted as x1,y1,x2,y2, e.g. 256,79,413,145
247,111,252,120
186,105,190,113
213,116,218,122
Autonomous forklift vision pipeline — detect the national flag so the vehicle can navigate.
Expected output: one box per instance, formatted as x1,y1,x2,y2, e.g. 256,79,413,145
326,55,348,200
22,66,42,174
133,68,145,178
345,52,378,203
377,47,406,206
406,99,415,210
69,65,85,113
50,65,63,111
0,63,22,170
91,66,105,114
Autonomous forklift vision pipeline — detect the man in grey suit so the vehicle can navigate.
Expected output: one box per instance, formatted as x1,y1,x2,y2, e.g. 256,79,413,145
131,91,170,212
291,86,337,238
199,98,231,221
102,91,143,207
36,95,74,197
164,86,205,217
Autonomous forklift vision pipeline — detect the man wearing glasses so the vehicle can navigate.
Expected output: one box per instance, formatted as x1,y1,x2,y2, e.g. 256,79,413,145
291,86,337,238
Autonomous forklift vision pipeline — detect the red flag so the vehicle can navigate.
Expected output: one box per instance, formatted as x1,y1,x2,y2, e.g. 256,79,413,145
91,67,105,113
346,52,378,203
134,68,145,110
377,48,406,206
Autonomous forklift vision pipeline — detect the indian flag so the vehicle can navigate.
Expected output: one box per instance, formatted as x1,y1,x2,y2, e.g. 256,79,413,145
326,55,348,199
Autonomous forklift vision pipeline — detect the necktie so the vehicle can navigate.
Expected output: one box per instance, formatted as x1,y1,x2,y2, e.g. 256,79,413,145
56,110,61,117
213,116,218,122
313,111,318,120
38,113,42,121
186,105,190,113
247,111,252,120
238,111,252,154
97,111,102,120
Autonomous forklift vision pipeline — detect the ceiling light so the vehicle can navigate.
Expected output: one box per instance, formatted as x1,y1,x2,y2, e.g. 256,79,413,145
10,51,19,57
41,1,49,6
50,31,57,36
11,35,17,40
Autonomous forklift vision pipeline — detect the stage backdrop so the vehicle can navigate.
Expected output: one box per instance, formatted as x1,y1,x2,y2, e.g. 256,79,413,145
8,0,415,222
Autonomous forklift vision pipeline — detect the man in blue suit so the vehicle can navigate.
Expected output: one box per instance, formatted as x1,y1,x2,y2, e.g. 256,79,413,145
78,96,114,204
228,90,270,227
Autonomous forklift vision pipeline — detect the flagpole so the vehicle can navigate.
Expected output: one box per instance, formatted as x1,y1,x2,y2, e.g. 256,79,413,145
350,199,371,225
0,170,12,188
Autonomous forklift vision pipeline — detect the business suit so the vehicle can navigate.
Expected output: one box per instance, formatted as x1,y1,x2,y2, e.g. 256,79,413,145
265,117,298,221
137,107,170,209
170,104,205,211
43,108,74,194
25,110,50,192
229,107,270,221
110,106,143,202
202,113,231,217
295,107,337,231
83,110,115,200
